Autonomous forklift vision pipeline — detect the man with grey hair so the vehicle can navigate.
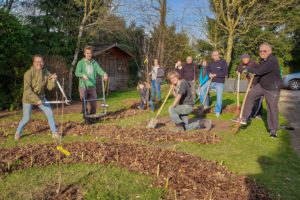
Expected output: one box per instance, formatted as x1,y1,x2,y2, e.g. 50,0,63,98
207,50,228,117
234,43,282,138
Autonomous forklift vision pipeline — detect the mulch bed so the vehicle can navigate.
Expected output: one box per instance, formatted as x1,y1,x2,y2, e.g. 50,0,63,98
0,131,7,140
0,142,271,200
62,122,220,144
0,119,221,144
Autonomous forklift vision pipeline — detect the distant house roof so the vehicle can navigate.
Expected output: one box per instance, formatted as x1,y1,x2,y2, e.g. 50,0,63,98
92,43,133,57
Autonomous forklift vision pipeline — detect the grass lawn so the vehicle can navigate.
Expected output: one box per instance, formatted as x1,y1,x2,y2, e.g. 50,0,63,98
1,84,300,199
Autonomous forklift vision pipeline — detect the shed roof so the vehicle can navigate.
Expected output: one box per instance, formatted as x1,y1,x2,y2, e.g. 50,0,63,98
92,43,133,57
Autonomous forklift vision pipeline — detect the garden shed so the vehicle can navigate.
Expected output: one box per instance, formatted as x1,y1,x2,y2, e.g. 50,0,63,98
92,43,133,91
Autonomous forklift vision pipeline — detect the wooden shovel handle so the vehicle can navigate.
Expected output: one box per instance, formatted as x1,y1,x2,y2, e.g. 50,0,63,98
155,86,173,118
239,74,254,118
237,72,240,108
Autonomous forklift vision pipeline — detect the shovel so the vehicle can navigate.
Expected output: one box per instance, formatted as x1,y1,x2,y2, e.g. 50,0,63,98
147,86,173,128
235,72,241,116
232,74,255,134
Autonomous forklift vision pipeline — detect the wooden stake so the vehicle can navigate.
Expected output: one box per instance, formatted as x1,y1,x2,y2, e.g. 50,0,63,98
81,152,84,161
156,164,160,178
30,155,33,167
116,149,119,162
165,177,169,189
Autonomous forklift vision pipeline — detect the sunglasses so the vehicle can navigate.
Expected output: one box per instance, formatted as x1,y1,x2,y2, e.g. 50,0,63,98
259,50,268,53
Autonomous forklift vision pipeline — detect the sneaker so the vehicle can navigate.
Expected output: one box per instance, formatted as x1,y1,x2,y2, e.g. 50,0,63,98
254,115,262,120
231,117,247,125
270,131,277,138
14,132,21,140
52,132,61,140
204,106,210,110
200,119,212,131
215,113,220,117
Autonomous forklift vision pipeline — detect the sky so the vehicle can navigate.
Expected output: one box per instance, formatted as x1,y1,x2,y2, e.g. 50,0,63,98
117,0,212,40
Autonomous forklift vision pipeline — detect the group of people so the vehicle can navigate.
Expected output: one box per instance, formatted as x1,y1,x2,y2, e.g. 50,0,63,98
140,43,281,137
15,46,108,140
233,43,282,138
174,51,228,117
164,52,228,132
15,42,282,140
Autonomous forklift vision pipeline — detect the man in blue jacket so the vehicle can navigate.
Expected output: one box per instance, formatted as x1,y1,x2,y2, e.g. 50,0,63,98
207,51,228,117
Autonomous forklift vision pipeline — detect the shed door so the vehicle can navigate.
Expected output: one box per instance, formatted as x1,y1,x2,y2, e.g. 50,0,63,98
107,57,116,90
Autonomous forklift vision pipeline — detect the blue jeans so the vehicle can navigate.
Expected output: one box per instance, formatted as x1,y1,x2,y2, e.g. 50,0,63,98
151,79,161,101
140,99,155,111
199,81,210,107
209,82,224,114
16,101,57,135
168,105,201,130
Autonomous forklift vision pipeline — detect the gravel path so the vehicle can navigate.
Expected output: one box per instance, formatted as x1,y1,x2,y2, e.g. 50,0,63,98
279,89,300,157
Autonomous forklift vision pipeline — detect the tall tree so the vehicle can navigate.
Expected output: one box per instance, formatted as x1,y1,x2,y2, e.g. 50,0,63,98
151,0,167,67
209,0,296,65
68,0,118,98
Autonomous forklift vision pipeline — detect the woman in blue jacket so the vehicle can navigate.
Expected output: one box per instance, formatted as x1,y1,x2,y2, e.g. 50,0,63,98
198,60,210,108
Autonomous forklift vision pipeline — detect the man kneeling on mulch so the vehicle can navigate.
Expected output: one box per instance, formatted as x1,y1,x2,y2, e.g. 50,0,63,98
167,70,212,132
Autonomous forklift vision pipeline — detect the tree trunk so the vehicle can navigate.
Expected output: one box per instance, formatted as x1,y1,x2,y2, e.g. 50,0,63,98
225,30,234,66
5,0,14,11
156,0,166,67
68,19,86,99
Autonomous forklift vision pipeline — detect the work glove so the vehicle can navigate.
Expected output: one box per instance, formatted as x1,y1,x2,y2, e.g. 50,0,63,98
237,66,248,74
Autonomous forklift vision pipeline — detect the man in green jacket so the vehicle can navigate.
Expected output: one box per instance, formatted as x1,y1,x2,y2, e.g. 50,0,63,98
15,55,59,140
75,46,108,117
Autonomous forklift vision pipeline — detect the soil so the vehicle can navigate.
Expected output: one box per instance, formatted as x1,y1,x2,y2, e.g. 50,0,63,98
61,121,220,144
0,131,7,140
33,184,83,200
0,117,224,144
199,104,237,115
0,142,271,200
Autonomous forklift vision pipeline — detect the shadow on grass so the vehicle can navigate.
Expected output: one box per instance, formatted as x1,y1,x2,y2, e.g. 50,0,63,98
248,133,300,200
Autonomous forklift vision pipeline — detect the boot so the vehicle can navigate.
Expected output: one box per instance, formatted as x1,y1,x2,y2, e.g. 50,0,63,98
175,122,185,132
199,119,212,131
270,130,277,138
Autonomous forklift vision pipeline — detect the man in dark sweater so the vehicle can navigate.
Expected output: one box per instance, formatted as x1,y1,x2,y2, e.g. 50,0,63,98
207,51,228,117
235,43,282,138
182,56,197,101
167,70,211,132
